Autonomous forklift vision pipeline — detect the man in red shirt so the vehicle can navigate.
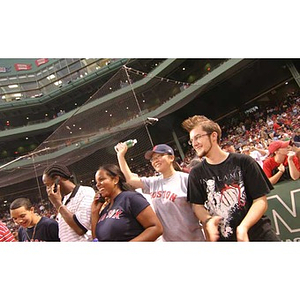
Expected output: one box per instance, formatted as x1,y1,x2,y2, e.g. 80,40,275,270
0,221,16,242
263,140,300,184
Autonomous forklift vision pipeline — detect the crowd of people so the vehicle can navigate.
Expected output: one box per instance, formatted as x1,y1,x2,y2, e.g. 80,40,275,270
0,88,299,242
180,90,300,176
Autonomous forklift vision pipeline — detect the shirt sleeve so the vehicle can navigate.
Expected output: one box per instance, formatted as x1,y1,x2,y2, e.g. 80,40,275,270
187,167,207,205
140,176,151,194
47,220,60,241
74,186,95,231
263,158,273,178
243,156,273,200
129,192,150,218
293,156,300,171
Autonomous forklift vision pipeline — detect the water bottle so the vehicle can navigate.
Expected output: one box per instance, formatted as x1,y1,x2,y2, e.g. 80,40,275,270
125,139,137,148
114,139,137,151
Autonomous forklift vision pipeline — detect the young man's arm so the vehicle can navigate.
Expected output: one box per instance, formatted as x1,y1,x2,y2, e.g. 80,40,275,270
236,195,268,241
48,185,91,236
192,204,222,242
56,204,87,236
263,160,285,185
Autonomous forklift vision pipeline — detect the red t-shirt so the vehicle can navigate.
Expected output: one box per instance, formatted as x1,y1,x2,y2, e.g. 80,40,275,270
0,222,16,242
263,155,300,178
273,122,281,131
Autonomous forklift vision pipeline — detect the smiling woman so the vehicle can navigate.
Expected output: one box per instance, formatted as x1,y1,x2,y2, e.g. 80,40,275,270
91,164,163,241
115,142,206,241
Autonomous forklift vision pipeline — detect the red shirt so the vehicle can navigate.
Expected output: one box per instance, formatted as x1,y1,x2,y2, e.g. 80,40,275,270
273,122,281,131
263,155,300,178
0,222,16,242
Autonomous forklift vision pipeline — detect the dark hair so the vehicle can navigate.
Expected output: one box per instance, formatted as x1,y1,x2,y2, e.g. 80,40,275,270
10,197,33,211
43,163,73,180
222,141,233,148
172,161,182,171
98,164,134,192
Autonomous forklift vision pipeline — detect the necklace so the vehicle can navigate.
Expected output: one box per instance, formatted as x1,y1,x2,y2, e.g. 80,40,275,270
25,224,38,242
25,216,41,242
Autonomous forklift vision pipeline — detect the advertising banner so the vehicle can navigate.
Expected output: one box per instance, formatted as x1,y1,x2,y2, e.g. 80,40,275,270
266,180,300,242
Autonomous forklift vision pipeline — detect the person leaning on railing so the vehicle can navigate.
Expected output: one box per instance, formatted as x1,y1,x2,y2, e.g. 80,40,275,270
263,140,300,184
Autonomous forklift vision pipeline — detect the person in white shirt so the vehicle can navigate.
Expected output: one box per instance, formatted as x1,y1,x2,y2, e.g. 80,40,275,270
242,145,267,168
42,163,95,242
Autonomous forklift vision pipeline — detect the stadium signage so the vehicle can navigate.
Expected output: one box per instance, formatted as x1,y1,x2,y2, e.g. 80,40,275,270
266,180,300,242
35,58,49,67
14,63,32,71
0,66,10,73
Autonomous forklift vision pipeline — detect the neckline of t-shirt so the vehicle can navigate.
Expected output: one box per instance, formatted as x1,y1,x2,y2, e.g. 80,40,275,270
106,191,125,211
161,171,180,182
204,152,231,167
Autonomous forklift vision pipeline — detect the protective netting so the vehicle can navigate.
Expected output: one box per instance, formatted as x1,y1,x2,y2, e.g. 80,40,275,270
0,63,198,202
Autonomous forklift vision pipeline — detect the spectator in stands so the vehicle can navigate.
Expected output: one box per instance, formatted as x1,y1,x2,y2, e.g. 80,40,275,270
222,141,236,153
10,198,59,242
263,140,300,184
293,128,300,147
182,115,280,241
42,163,95,242
91,164,163,241
241,144,266,168
115,143,205,241
0,221,16,242
288,149,300,180
259,126,269,141
187,156,202,171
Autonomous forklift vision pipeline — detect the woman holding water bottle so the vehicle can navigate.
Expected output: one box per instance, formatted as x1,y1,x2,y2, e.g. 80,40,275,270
115,141,205,241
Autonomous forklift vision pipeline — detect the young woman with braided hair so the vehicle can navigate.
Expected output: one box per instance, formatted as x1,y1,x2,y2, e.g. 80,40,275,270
91,164,163,241
42,163,95,242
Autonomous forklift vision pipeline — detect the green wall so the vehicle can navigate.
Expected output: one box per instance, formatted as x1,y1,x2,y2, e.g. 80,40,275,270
266,180,300,242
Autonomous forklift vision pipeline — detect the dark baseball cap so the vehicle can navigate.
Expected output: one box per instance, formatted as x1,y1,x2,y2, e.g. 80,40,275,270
144,144,174,160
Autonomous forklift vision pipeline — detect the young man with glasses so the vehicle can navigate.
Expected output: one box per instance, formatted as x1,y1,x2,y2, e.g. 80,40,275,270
115,143,205,241
182,115,280,242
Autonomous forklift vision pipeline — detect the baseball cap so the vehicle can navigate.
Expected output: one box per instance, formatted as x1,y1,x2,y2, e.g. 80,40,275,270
268,140,290,154
144,144,174,160
222,141,233,147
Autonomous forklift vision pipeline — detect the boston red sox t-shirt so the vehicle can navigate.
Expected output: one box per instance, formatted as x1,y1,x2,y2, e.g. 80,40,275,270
95,190,150,241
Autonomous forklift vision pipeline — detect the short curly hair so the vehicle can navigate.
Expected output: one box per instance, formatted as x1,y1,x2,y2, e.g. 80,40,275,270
10,197,33,211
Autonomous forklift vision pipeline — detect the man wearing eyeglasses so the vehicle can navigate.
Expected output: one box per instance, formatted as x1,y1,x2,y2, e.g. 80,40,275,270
182,115,280,242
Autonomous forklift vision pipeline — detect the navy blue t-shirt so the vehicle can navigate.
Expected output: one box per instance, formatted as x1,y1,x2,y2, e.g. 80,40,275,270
18,216,60,242
95,190,150,241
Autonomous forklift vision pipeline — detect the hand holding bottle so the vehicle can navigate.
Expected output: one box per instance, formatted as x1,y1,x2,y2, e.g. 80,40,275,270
114,139,137,153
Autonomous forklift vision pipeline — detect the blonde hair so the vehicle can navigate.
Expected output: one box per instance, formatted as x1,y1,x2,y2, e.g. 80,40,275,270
182,115,222,144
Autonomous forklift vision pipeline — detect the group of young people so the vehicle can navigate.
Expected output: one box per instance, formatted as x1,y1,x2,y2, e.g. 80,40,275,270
3,114,295,242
